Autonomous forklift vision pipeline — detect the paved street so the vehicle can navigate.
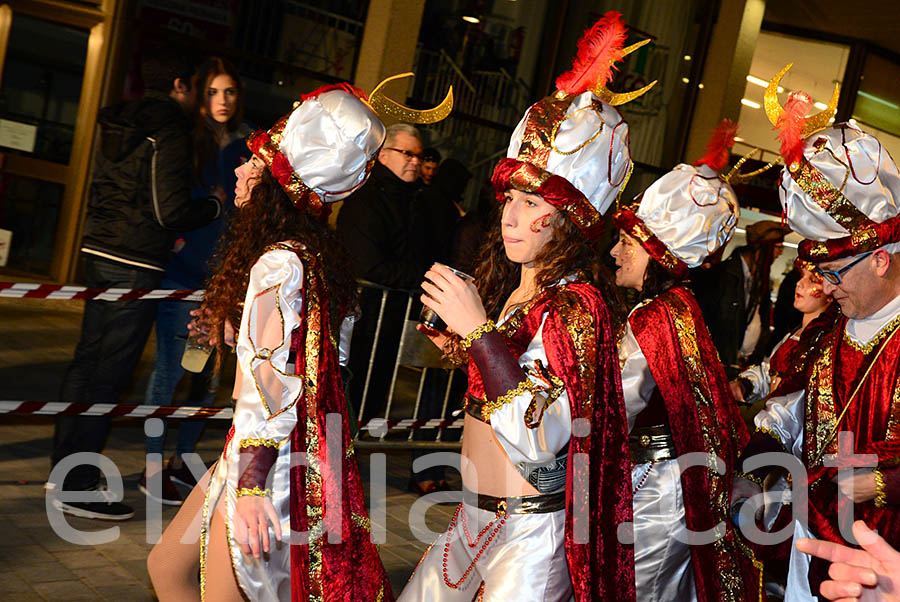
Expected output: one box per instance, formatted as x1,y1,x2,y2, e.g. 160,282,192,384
0,297,459,600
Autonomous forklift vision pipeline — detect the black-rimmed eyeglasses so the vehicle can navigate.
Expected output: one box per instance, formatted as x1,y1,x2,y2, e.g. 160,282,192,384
384,147,424,162
813,251,874,285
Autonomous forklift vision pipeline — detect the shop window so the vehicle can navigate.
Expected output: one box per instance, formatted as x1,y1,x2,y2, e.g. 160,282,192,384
852,52,900,162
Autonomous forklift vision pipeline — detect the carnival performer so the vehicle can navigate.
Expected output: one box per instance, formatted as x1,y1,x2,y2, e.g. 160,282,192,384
731,258,838,407
147,80,452,601
610,120,765,601
733,65,900,601
399,12,653,602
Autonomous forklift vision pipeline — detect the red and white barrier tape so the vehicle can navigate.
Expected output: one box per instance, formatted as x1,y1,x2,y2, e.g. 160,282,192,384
0,282,204,302
0,401,463,430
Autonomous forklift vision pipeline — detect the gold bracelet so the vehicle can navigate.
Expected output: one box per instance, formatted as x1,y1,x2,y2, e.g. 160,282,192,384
239,438,279,448
460,320,496,351
874,469,887,508
237,486,272,498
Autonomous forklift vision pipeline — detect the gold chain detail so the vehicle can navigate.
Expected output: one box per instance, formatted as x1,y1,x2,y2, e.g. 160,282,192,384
236,486,272,498
460,320,497,351
481,378,538,422
843,313,900,354
239,438,279,448
874,469,887,508
736,471,765,488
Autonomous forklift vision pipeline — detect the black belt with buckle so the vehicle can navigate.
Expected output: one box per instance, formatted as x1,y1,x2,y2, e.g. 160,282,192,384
461,488,566,516
630,425,676,464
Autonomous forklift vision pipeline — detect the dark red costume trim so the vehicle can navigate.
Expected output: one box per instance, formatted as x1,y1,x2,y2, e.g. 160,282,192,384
629,286,763,601
237,444,278,491
287,248,393,602
799,214,900,262
465,282,634,601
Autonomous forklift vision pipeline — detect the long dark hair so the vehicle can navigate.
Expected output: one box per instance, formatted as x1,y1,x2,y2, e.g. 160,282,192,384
741,243,777,326
640,258,678,302
203,170,358,352
194,57,244,177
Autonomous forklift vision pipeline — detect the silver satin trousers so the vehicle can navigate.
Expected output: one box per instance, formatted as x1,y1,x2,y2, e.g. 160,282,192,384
398,503,574,602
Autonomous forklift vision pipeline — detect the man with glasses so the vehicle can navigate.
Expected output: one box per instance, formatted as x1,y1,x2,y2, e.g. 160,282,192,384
732,90,900,600
337,123,432,424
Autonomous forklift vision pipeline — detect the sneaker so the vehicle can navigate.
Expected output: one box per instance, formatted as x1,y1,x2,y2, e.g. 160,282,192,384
47,483,135,521
139,469,184,506
167,459,203,488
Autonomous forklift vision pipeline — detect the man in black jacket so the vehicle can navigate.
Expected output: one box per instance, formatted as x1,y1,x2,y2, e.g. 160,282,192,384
48,47,221,520
337,123,430,425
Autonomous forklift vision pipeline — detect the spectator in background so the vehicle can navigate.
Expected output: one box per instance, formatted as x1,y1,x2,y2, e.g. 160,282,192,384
337,123,429,420
421,157,471,265
419,147,441,186
139,57,253,506
48,47,221,521
694,219,789,374
449,179,496,274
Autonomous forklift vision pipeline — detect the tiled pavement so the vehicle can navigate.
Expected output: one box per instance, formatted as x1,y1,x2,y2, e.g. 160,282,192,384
0,297,459,600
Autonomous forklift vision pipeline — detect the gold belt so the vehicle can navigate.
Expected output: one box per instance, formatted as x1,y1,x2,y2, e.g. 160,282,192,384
461,488,566,516
630,425,676,464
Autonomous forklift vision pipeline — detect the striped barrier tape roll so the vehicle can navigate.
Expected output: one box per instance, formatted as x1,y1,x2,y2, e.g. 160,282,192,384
0,401,463,431
0,282,204,302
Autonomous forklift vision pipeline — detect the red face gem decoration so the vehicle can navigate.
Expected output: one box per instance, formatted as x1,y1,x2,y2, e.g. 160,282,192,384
530,212,554,233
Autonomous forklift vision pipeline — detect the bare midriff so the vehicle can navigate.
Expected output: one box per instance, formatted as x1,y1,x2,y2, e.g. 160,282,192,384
460,413,540,498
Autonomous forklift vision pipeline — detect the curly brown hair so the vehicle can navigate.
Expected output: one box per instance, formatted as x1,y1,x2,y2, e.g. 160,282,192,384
443,203,622,364
203,169,358,356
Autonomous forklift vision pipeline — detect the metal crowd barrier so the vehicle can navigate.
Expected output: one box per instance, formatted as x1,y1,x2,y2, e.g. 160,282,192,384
351,280,464,449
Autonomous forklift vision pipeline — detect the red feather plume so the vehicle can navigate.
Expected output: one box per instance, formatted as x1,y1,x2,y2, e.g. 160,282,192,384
555,12,628,95
776,91,812,167
694,119,738,171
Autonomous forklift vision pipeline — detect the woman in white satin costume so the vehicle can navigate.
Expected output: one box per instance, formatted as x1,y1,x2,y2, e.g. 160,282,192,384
399,13,648,602
610,121,765,602
147,85,394,602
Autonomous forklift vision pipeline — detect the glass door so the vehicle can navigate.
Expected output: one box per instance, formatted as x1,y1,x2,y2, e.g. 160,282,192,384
0,1,115,282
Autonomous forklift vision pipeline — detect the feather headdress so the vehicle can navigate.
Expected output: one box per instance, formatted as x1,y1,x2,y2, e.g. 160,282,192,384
694,119,738,171
555,12,628,95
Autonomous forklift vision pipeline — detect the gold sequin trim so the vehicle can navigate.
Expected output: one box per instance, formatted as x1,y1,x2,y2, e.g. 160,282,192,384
239,437,279,448
790,159,878,246
460,320,496,350
351,512,371,532
482,378,538,422
755,425,788,453
843,313,900,354
874,469,887,508
236,486,272,498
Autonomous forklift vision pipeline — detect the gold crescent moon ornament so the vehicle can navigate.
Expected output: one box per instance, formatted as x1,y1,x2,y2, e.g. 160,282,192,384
764,63,840,137
368,72,453,125
592,38,658,106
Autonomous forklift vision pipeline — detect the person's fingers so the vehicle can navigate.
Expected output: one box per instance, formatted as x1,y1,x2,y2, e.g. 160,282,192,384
420,284,444,306
233,514,252,556
796,538,872,567
853,519,900,563
425,266,454,290
432,264,463,287
828,561,878,587
818,579,863,601
264,502,282,543
247,522,260,558
259,516,270,554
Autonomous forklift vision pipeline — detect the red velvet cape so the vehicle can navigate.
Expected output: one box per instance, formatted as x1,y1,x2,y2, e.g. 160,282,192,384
803,316,900,575
288,249,394,602
629,286,764,602
465,282,635,601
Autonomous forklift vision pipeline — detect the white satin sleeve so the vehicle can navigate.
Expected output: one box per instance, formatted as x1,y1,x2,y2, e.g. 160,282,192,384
488,312,572,467
231,247,305,447
619,320,657,433
738,332,792,403
753,389,806,456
